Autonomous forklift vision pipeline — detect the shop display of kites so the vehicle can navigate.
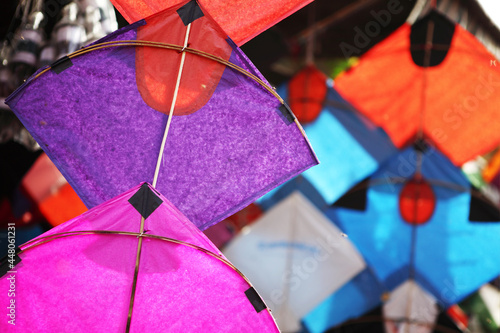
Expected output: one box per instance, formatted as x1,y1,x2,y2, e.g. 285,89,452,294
1,0,500,332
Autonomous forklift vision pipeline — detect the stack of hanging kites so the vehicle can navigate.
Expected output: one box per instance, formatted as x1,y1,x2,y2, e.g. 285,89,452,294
327,11,500,331
0,0,319,331
224,6,500,333
4,0,500,331
334,8,500,332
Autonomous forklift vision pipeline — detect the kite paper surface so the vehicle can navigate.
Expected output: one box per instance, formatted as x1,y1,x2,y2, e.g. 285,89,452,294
6,0,317,230
328,146,500,307
224,191,365,332
0,183,279,332
110,0,313,45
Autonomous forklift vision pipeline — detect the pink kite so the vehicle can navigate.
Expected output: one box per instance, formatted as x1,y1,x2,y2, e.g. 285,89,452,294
0,183,279,332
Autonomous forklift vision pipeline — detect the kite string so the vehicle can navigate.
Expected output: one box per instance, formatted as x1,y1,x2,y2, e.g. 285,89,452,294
152,23,192,188
305,1,316,65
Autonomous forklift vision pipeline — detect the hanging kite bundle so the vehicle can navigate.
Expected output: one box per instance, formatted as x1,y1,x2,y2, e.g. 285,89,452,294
1,0,318,331
221,2,500,332
6,0,500,331
1,0,120,148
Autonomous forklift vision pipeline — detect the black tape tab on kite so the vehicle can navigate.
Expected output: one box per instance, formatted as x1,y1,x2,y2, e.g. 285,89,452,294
413,138,430,153
469,187,500,223
333,178,368,211
177,0,204,26
245,287,267,313
0,247,22,278
278,103,295,125
51,56,73,74
129,183,163,219
410,10,455,67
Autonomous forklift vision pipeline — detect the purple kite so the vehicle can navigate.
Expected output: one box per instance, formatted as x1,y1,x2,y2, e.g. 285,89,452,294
6,0,318,230
0,183,280,331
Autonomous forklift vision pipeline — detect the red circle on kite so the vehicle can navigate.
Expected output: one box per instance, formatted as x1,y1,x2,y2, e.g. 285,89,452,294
399,177,436,225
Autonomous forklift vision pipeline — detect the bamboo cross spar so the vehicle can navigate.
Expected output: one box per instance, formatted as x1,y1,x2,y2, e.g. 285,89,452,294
126,14,193,332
